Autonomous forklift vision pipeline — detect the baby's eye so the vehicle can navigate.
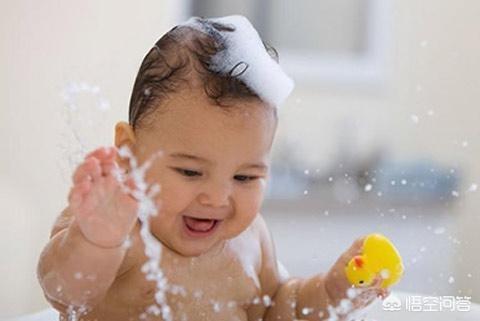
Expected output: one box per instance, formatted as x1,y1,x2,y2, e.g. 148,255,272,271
173,168,202,177
234,175,258,182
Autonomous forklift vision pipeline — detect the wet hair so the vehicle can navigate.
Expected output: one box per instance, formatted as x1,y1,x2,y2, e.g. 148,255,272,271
128,17,279,130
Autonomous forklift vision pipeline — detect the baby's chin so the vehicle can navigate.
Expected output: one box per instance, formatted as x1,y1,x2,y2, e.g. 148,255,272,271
166,239,227,258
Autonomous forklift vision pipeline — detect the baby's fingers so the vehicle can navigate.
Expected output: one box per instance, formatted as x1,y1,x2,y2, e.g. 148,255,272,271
85,146,116,162
68,179,92,207
101,160,120,177
73,158,101,184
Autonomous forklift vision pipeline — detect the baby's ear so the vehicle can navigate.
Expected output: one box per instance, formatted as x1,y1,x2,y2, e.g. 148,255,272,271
114,121,136,148
114,122,136,169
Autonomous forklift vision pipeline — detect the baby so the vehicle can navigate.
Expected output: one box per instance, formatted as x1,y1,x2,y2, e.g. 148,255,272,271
38,16,389,321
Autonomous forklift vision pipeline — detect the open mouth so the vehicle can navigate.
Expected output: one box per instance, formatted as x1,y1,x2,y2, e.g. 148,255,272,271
182,216,220,237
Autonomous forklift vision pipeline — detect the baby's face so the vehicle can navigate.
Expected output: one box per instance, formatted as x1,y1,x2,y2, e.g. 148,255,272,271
124,89,276,257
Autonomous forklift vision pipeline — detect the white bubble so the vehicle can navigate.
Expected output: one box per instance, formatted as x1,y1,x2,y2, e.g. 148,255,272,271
304,169,310,175
434,227,446,235
302,307,313,315
427,109,435,116
122,236,132,249
401,179,407,185
346,288,359,299
364,184,373,192
468,184,478,192
262,295,272,307
211,301,221,312
380,269,391,279
448,276,455,284
462,141,469,148
74,272,83,280
411,114,419,124
185,16,294,106
451,190,459,197
303,190,309,195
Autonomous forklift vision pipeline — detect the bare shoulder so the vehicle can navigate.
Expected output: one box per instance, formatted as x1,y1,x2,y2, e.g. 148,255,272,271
246,214,284,319
250,214,270,240
252,214,282,288
250,214,275,257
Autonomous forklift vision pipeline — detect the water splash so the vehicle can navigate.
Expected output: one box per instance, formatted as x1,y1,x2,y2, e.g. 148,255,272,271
59,82,173,321
58,81,111,177
116,146,173,321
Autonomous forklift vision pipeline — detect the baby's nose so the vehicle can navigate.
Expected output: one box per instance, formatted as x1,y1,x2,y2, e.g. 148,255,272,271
197,181,232,208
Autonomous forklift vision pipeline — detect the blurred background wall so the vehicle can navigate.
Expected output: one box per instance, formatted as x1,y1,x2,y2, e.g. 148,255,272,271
1,0,479,318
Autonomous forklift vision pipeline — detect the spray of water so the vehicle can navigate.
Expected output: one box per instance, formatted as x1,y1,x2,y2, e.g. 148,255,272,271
115,146,173,321
59,83,173,320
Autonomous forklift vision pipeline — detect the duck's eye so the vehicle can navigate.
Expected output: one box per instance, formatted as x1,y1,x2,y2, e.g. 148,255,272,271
359,280,364,284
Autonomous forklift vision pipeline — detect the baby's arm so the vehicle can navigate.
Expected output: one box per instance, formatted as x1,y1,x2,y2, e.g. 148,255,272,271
37,147,138,312
254,217,387,321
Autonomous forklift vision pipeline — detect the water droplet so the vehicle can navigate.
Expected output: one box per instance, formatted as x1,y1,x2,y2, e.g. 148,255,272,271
302,307,313,315
380,269,391,279
434,227,446,235
262,295,272,307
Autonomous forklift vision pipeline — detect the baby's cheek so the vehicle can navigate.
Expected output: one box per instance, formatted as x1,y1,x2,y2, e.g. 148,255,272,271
157,180,195,212
237,185,264,216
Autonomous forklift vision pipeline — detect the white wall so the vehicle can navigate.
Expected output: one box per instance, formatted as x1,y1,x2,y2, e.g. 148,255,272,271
0,0,479,317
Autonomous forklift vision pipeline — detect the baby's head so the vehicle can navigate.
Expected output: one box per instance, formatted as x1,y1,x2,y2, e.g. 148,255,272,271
115,16,293,256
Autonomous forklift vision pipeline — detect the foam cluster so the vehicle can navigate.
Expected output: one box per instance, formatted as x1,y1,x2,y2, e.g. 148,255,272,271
184,15,294,107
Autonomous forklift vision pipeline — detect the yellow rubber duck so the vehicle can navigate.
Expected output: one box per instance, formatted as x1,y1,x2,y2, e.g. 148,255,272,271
345,233,404,289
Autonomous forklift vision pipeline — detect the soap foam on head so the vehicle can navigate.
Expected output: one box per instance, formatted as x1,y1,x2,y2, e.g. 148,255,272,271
183,15,294,107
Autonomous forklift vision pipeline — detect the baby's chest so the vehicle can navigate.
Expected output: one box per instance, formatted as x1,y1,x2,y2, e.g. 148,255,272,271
112,255,260,321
